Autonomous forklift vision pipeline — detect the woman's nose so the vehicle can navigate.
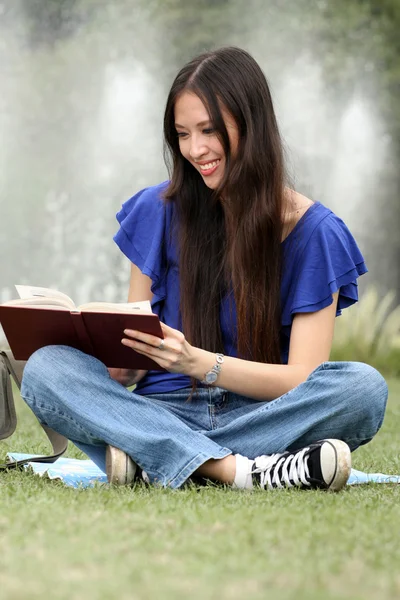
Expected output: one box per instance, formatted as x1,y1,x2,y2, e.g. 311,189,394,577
189,136,207,159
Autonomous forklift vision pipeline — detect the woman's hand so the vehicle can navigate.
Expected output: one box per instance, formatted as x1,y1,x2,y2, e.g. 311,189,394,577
121,322,196,376
108,367,148,387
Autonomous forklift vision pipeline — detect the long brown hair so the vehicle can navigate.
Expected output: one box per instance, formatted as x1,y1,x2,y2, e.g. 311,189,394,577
163,47,285,366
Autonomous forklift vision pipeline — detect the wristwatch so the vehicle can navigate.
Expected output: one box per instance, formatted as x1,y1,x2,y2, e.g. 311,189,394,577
201,353,224,385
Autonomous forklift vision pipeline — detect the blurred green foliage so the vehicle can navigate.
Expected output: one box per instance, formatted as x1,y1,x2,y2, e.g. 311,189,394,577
331,286,400,376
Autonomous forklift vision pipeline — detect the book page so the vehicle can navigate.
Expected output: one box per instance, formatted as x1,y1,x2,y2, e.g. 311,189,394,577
15,285,76,309
1,297,71,309
78,300,153,314
2,287,153,314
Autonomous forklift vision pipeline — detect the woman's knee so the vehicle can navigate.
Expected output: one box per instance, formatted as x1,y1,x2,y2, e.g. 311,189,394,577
342,362,388,442
22,345,104,394
24,345,77,383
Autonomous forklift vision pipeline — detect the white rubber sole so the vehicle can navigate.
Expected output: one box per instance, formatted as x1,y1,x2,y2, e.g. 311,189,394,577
105,445,137,486
320,439,352,492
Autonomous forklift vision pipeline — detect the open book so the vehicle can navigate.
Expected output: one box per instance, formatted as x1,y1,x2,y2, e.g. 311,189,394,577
0,285,164,369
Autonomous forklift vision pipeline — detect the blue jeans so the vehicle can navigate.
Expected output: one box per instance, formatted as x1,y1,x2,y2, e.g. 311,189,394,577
20,346,388,488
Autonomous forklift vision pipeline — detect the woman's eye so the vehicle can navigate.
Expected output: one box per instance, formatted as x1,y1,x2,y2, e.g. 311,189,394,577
203,128,215,135
176,131,187,138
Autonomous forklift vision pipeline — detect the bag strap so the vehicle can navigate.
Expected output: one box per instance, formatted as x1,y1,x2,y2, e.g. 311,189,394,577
0,350,68,470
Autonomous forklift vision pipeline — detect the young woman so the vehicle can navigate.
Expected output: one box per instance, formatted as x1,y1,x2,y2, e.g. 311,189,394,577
21,47,388,491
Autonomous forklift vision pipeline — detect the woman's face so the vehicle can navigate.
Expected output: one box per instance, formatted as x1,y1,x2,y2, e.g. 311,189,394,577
174,91,239,190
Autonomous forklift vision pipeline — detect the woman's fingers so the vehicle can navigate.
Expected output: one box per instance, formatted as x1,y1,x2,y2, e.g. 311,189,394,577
160,322,172,334
124,325,185,348
121,333,176,356
123,329,163,349
160,322,185,342
121,325,189,374
121,337,159,353
121,336,181,370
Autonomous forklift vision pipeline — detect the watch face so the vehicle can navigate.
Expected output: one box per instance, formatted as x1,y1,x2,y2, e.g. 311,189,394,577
206,372,218,384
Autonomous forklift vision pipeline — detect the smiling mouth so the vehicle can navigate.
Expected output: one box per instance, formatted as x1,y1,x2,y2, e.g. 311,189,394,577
198,159,221,175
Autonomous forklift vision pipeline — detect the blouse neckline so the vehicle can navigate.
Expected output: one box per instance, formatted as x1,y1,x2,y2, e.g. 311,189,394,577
282,201,322,246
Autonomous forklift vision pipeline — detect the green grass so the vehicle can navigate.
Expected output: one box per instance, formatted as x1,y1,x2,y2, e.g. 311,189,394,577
1,382,400,600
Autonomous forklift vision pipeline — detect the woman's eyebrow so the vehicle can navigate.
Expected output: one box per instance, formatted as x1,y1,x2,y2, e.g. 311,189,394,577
175,120,212,128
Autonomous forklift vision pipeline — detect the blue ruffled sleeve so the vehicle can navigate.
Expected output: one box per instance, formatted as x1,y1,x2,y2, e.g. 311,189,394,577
282,207,368,327
113,181,170,307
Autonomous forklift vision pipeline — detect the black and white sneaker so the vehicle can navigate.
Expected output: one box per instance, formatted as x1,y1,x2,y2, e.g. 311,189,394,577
106,445,149,486
236,439,351,492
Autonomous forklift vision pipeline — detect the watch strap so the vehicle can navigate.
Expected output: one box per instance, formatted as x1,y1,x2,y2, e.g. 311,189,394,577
201,353,224,385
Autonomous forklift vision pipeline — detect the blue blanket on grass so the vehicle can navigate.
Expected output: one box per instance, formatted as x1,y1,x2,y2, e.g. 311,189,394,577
6,453,400,489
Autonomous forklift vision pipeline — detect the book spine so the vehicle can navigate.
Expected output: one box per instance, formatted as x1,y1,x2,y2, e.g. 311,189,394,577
70,312,96,357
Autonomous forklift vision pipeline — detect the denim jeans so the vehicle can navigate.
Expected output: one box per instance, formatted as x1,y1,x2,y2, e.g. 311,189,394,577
21,345,388,488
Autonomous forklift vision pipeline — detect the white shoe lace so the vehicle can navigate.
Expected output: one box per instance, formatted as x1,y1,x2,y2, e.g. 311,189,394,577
252,447,312,489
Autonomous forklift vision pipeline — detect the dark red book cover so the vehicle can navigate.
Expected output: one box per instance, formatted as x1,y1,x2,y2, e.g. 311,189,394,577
0,306,164,369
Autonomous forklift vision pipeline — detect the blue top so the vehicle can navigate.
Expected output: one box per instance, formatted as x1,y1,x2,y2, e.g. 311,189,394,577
114,181,367,395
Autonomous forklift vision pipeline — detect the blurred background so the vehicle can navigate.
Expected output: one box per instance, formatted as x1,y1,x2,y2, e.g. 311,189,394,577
0,0,399,371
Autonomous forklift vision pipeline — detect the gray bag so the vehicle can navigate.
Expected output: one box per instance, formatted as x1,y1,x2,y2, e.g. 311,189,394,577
0,349,68,470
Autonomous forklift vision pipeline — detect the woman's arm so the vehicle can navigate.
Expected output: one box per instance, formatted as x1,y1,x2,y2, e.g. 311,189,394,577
108,264,152,387
122,292,339,401
190,292,339,400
